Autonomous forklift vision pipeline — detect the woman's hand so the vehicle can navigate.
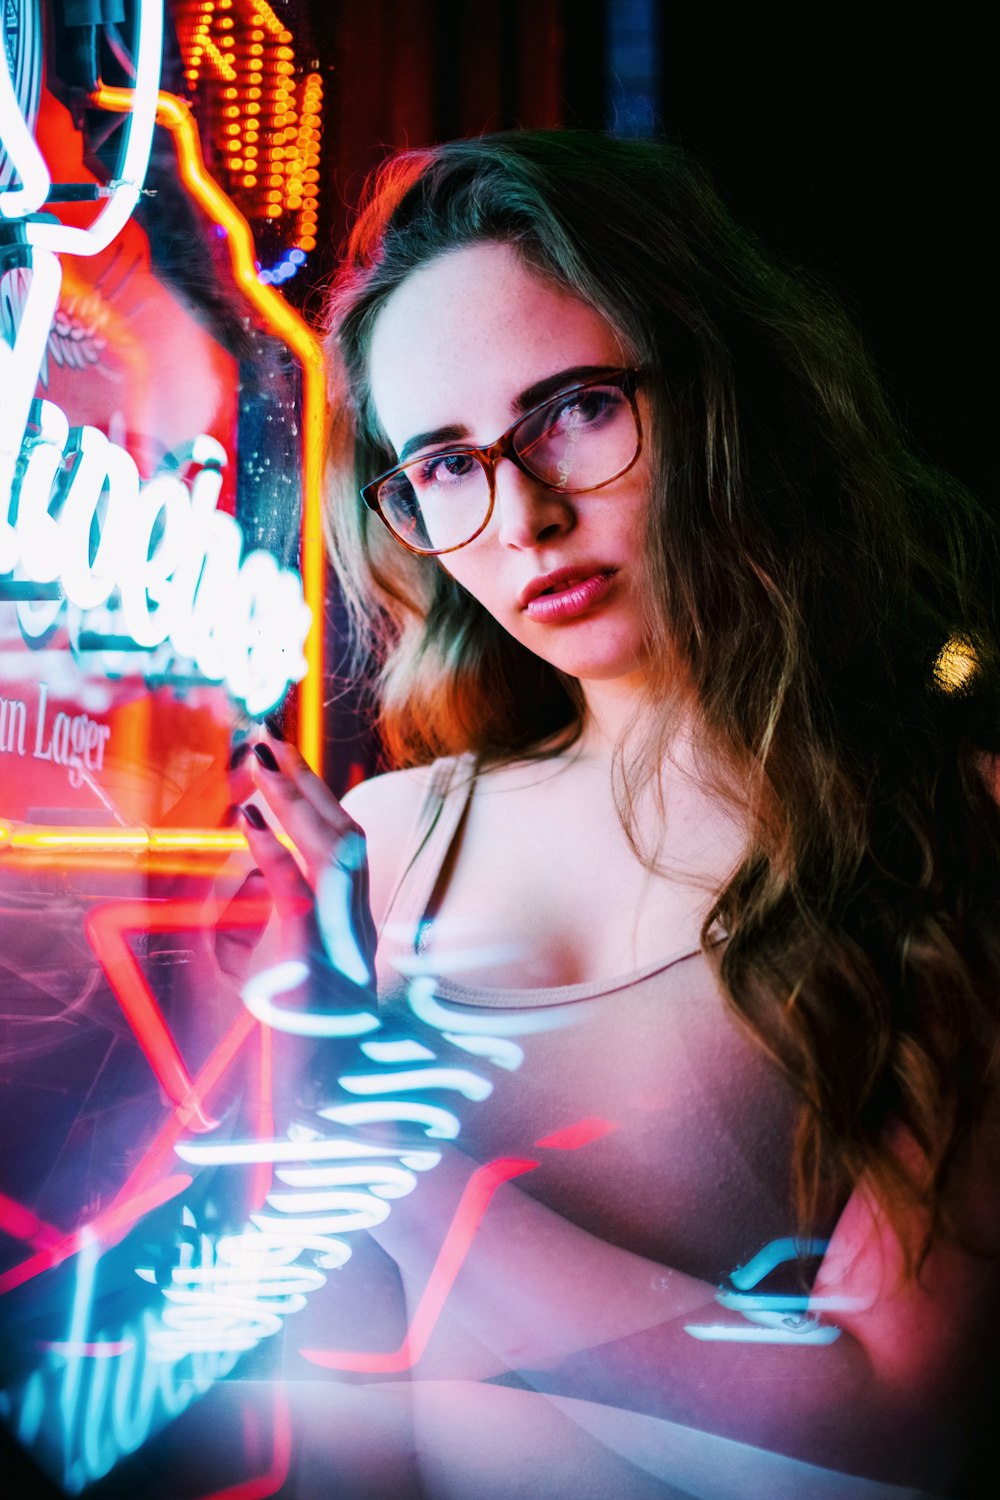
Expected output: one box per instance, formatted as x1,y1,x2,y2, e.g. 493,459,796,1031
228,734,379,1032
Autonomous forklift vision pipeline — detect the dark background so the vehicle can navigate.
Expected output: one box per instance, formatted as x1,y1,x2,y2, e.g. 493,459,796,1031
302,0,992,503
286,1,992,780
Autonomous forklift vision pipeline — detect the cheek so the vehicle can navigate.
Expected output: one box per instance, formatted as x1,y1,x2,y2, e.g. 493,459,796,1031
437,553,506,615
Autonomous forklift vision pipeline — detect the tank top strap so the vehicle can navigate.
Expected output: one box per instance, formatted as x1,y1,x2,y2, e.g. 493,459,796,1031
378,751,479,957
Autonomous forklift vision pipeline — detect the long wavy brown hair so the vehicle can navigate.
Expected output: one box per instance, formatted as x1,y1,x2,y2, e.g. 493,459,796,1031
322,130,1000,1262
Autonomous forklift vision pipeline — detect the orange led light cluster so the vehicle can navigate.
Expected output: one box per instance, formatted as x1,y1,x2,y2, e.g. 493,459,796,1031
184,0,237,84
174,0,323,254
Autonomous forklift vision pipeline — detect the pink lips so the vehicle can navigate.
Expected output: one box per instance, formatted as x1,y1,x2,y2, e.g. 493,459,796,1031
521,569,616,622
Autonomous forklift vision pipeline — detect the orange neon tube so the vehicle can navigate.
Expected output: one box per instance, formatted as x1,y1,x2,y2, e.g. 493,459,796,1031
93,85,328,775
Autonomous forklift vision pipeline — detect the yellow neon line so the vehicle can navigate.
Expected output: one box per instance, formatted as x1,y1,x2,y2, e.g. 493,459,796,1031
147,828,247,852
11,829,150,852
93,85,327,775
0,823,300,856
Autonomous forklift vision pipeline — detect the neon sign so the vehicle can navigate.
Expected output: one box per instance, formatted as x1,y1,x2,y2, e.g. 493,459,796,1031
0,681,111,784
1,295,312,712
0,1238,240,1494
1,3,312,716
2,0,164,257
684,1237,854,1344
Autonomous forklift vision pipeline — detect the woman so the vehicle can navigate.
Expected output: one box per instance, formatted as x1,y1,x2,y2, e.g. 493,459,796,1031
236,132,1000,1497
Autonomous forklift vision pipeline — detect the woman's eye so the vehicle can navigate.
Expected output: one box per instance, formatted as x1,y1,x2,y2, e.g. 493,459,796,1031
414,452,478,489
546,388,620,435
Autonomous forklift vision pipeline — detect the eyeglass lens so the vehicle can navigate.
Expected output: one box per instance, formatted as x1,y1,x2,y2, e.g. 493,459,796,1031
375,380,638,553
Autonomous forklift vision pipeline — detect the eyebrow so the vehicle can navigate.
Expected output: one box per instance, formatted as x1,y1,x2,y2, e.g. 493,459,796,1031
396,364,623,463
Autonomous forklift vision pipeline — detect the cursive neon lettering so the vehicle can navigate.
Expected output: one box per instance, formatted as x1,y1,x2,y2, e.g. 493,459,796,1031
1,260,310,712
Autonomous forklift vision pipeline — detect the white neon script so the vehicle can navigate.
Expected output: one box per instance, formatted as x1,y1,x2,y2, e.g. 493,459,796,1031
0,1239,239,1495
1,0,163,256
0,260,311,713
165,972,532,1362
684,1237,851,1344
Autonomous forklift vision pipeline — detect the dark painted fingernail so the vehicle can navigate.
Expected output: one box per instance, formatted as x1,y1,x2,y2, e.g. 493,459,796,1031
241,803,267,830
264,715,285,741
229,742,251,769
222,803,240,826
254,743,279,772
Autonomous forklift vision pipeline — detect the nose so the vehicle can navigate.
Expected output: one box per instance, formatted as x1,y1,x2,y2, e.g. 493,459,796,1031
492,457,575,550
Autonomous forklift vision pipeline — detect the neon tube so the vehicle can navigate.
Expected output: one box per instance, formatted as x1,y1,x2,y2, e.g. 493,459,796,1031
0,9,51,218
0,251,62,568
25,1,163,256
92,85,327,772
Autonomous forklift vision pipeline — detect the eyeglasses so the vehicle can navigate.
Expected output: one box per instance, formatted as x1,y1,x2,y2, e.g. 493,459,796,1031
360,369,643,556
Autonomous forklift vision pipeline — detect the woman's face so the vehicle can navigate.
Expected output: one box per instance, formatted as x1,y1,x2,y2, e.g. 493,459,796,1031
367,242,653,688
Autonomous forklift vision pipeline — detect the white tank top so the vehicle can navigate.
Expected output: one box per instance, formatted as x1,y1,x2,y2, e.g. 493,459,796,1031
372,754,826,1283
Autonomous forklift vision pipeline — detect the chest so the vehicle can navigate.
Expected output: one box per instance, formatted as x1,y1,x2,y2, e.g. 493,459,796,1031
375,959,801,1281
414,765,745,988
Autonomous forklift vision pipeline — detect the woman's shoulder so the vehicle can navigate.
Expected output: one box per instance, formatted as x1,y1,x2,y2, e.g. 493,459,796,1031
341,752,476,826
341,754,474,927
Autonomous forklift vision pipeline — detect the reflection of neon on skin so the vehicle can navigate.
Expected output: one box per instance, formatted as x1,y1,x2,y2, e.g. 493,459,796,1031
361,1039,437,1064
730,1237,830,1291
683,1324,842,1345
318,1101,462,1139
317,836,375,988
265,1185,404,1214
272,1165,419,1200
152,1232,327,1356
252,1197,390,1236
716,1291,864,1314
157,965,492,1373
535,1117,620,1151
684,1236,844,1345
406,975,575,1036
301,1157,540,1374
175,1137,441,1169
443,1033,524,1070
24,0,163,257
242,960,379,1037
338,1067,493,1103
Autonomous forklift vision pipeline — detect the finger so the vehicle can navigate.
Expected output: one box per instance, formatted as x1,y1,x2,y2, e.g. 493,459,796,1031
226,739,257,812
238,804,378,1026
238,804,313,926
261,731,360,832
248,745,361,885
215,867,271,985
